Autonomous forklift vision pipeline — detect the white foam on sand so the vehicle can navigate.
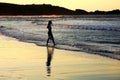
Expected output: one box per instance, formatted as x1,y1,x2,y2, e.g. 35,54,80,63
0,35,120,80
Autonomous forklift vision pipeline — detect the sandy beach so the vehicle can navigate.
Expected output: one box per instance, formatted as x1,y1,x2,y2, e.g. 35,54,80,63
0,35,120,80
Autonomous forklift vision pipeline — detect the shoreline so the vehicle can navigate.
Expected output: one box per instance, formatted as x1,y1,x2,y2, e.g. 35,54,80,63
0,15,120,61
0,35,120,80
1,30,120,61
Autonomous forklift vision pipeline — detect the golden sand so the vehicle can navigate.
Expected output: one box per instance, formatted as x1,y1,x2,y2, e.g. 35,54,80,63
0,35,120,80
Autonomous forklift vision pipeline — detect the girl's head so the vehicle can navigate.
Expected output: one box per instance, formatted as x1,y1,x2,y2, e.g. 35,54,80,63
48,20,52,25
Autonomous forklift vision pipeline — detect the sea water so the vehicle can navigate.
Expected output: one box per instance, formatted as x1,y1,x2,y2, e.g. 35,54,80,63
0,15,120,60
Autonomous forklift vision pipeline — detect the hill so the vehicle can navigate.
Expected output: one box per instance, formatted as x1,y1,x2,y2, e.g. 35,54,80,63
0,3,120,15
0,3,74,15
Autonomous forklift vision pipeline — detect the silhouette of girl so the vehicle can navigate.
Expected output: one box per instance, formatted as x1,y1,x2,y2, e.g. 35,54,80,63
46,20,55,45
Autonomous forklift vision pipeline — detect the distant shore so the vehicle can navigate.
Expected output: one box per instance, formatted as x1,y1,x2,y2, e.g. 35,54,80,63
0,3,120,15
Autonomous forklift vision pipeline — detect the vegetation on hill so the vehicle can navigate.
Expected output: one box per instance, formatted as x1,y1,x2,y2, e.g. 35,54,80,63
0,3,120,15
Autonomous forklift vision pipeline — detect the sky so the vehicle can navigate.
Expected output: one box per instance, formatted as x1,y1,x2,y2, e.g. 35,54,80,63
0,0,120,11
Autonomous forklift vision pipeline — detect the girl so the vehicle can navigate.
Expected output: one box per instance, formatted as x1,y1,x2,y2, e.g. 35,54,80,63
46,20,55,45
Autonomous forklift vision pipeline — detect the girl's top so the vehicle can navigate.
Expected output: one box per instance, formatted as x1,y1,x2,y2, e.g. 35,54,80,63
47,24,52,30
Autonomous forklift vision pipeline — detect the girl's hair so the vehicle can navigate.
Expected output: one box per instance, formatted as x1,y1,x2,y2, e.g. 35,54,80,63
48,20,52,25
47,20,52,28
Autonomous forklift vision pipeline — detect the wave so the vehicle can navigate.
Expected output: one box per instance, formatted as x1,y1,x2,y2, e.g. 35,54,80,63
0,25,120,60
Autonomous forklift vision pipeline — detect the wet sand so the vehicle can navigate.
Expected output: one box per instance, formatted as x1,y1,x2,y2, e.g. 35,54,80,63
0,35,120,80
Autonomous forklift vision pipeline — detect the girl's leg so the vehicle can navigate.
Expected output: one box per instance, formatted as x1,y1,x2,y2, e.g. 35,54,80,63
51,34,55,45
47,38,49,45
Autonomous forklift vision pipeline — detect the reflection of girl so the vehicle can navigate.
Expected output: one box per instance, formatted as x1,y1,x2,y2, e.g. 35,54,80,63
46,46,54,66
46,20,55,45
46,46,54,76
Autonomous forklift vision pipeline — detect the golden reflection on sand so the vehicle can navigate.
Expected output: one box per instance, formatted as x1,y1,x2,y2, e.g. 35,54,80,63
46,45,54,76
0,35,120,80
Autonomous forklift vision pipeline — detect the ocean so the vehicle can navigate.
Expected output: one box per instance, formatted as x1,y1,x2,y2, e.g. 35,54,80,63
0,15,120,60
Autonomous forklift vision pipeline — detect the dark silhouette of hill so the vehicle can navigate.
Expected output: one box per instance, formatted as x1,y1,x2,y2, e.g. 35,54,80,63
0,3,120,15
0,3,74,15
